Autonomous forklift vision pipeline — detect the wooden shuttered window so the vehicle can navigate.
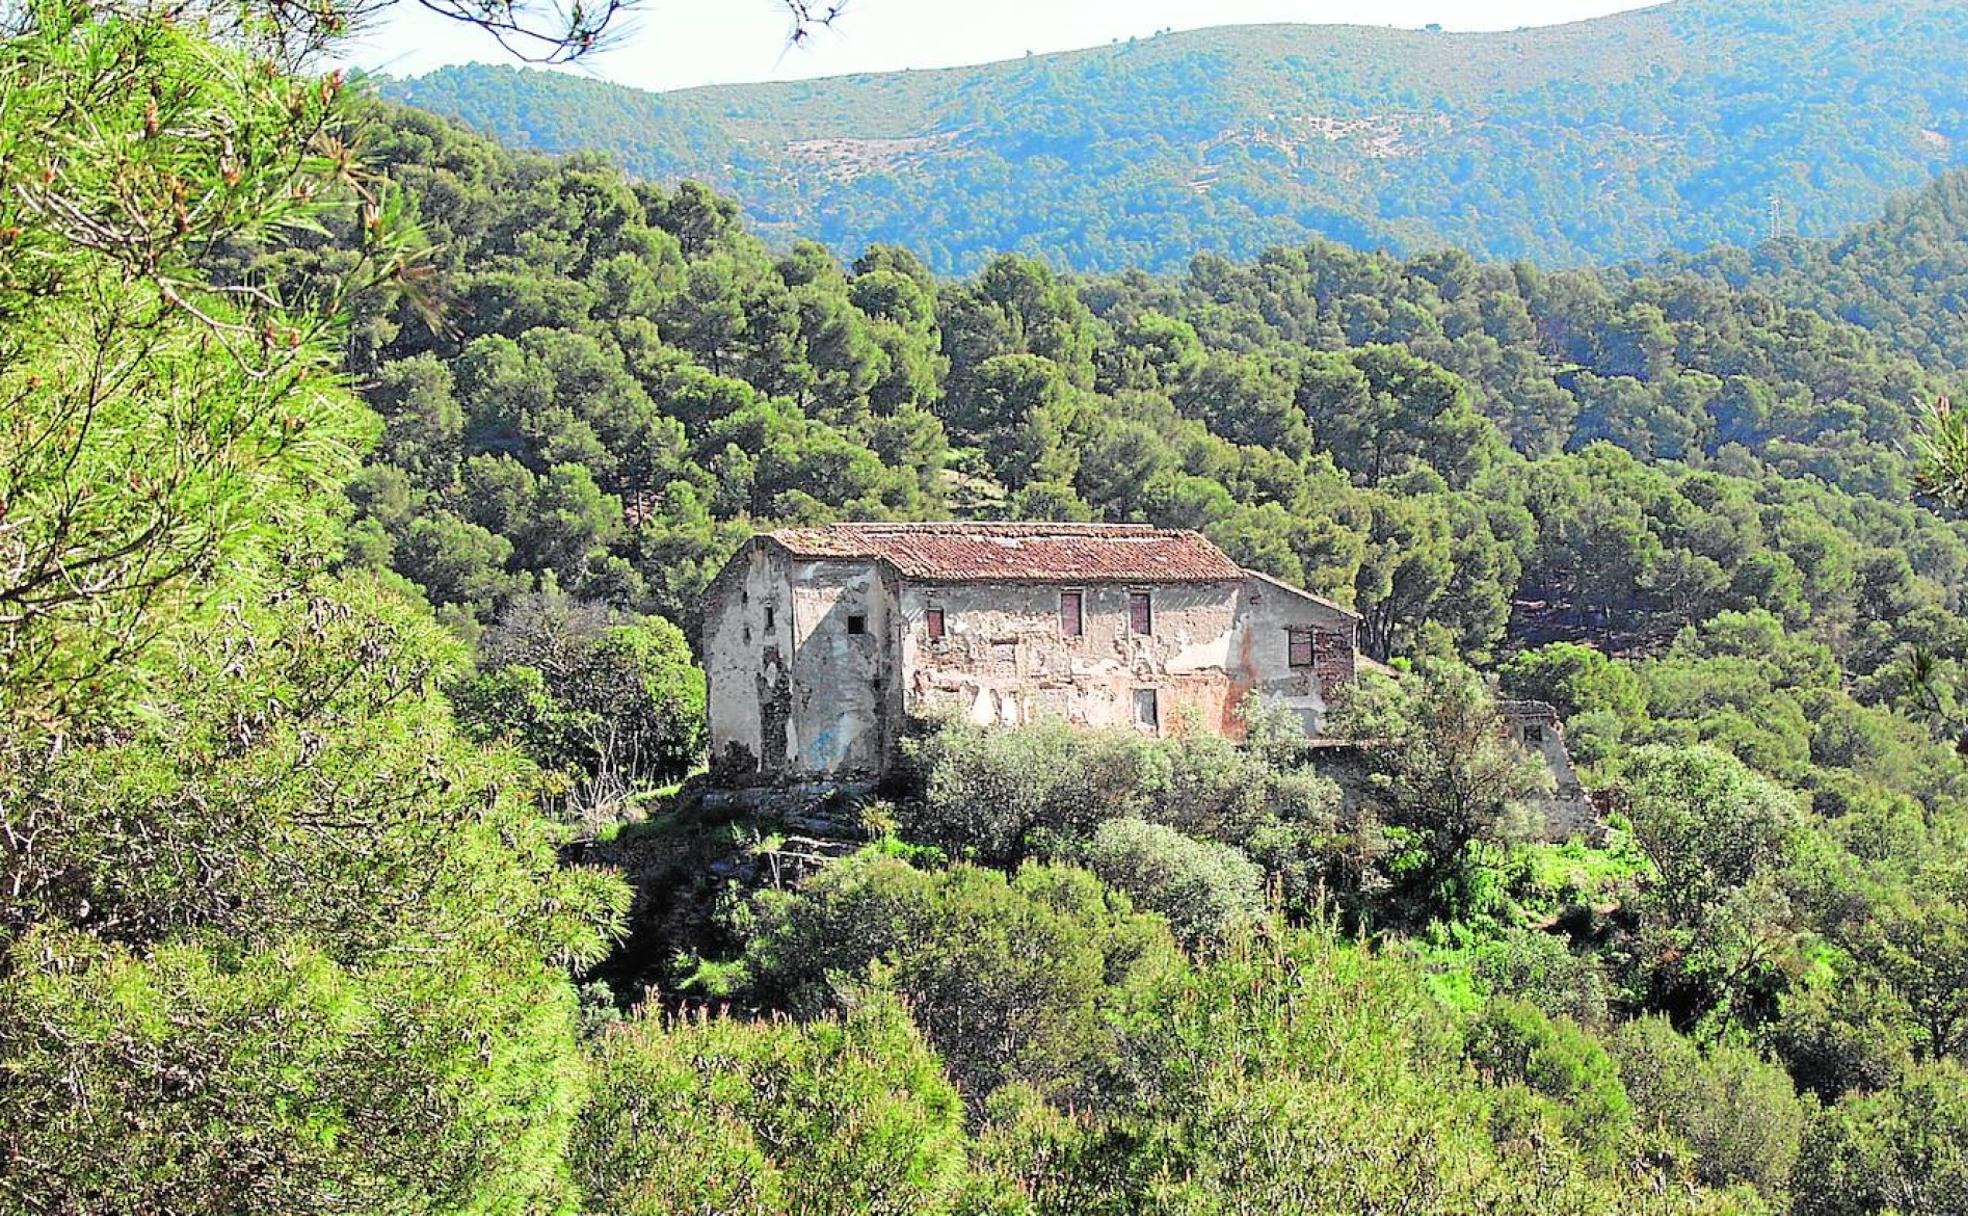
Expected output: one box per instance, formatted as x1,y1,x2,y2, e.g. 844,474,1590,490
1060,591,1083,637
1128,591,1152,636
1287,628,1315,669
925,608,945,640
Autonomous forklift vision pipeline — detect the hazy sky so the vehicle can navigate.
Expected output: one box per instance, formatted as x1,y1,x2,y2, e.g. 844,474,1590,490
345,1,1666,93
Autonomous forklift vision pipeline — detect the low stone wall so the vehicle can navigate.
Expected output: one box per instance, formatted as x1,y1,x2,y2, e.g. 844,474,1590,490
1306,739,1604,845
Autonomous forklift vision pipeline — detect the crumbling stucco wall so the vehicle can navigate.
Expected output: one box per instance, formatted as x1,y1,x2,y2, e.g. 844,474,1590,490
703,541,792,779
704,543,899,782
784,558,895,779
896,577,1356,738
1236,575,1357,735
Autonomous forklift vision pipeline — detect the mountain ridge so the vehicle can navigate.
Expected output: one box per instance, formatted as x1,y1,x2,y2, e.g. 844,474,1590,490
378,0,1968,273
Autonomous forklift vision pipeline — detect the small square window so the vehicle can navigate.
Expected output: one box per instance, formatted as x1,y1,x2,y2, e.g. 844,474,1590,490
1060,591,1083,638
925,608,945,640
1287,628,1315,669
1523,723,1545,746
847,614,867,636
1133,688,1160,731
1128,591,1153,636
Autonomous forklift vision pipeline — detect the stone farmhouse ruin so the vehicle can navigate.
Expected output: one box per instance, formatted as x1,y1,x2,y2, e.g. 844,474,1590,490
700,521,1593,836
702,521,1356,778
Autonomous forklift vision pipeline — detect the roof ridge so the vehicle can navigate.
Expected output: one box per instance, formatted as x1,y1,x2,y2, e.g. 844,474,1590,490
763,521,1242,583
774,520,1167,534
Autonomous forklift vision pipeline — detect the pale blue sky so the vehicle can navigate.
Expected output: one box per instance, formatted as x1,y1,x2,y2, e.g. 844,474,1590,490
345,0,1665,93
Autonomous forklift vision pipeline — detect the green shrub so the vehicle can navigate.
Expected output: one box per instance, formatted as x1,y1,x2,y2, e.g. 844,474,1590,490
1768,975,1915,1102
1464,997,1632,1168
1331,660,1552,925
899,715,1346,876
1612,1016,1807,1198
1621,745,1803,929
1153,730,1274,842
742,850,1178,1103
0,576,632,1215
1619,745,1808,1023
575,992,1003,1215
899,720,1148,862
1499,642,1646,723
1,931,585,1214
1792,1059,1968,1216
454,587,706,792
1076,818,1267,948
983,928,1725,1215
1471,929,1614,1030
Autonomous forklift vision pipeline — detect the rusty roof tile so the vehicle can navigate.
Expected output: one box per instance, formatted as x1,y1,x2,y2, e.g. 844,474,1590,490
766,522,1245,583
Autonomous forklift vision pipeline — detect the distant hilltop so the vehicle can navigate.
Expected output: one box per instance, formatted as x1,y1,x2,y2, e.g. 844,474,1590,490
377,0,1968,274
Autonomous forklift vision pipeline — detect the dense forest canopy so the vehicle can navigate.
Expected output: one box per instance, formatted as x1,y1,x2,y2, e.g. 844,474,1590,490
306,100,1968,688
379,0,1968,273
6,1,1968,1212
1659,168,1968,374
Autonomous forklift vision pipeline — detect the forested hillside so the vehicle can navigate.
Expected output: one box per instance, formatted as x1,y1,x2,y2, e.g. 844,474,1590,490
9,3,1968,1212
380,0,1968,272
1661,169,1968,374
248,100,1968,1213
308,100,1968,677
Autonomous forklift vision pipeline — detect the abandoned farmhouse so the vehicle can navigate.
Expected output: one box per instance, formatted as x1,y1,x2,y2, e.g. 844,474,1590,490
700,521,1590,835
703,522,1356,779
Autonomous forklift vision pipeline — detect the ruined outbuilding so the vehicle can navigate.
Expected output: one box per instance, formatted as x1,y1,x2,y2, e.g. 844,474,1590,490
1498,700,1597,840
701,522,1357,782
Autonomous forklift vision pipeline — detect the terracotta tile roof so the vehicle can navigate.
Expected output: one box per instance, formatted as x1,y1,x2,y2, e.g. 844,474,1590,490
765,522,1245,583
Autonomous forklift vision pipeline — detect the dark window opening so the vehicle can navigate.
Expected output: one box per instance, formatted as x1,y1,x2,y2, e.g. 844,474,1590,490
1288,628,1315,669
764,605,776,631
1060,590,1083,637
1133,688,1160,731
926,608,945,640
1523,723,1545,745
1128,591,1153,636
847,614,867,636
